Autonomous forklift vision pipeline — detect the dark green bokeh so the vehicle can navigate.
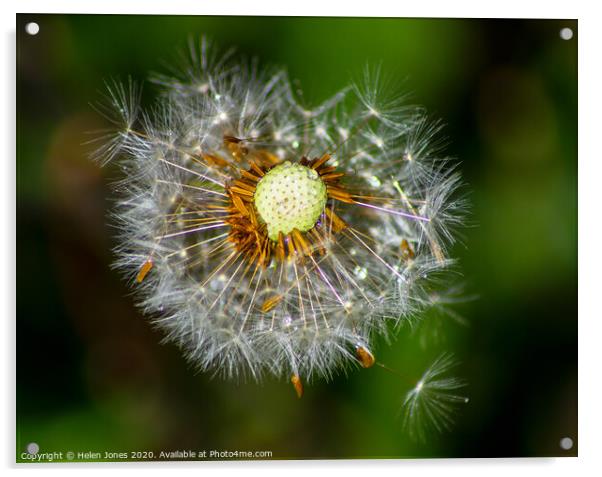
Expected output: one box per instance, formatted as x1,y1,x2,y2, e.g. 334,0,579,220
16,15,577,460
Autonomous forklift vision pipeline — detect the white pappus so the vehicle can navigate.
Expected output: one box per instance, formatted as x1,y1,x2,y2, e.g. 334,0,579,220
93,37,469,420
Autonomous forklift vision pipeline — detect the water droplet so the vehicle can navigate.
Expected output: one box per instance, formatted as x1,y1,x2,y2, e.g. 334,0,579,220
369,175,382,187
354,266,367,280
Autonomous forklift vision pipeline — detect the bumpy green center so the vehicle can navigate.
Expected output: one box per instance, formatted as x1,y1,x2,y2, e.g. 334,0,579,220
254,162,327,241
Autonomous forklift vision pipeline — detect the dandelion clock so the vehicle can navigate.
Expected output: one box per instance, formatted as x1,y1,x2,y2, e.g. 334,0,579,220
94,38,468,436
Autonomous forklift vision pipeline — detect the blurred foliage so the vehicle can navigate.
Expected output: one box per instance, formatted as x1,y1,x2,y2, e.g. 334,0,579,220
16,15,577,460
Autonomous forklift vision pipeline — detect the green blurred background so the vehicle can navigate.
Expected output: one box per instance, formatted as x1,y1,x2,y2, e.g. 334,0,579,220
16,15,577,459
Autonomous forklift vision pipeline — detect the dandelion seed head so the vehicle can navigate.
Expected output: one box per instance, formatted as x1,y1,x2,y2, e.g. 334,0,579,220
94,38,467,383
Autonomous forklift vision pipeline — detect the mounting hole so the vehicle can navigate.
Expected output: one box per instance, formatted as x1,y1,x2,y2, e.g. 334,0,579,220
25,22,40,36
26,442,39,455
560,27,573,41
560,437,574,450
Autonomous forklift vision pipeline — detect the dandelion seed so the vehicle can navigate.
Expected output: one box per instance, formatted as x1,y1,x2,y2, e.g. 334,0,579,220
291,374,304,398
401,353,468,442
356,345,375,368
94,39,466,391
